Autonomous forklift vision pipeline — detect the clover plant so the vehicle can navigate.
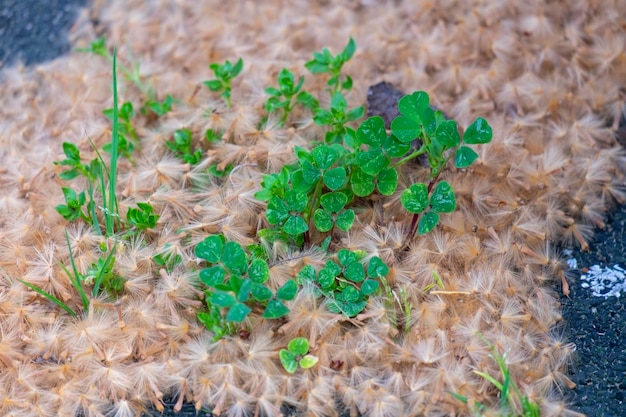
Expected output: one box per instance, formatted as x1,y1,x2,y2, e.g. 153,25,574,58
280,337,319,374
194,235,297,338
390,91,493,235
296,249,386,317
166,128,203,165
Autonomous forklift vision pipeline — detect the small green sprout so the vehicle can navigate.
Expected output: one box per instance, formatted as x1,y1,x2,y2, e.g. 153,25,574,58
313,91,364,144
205,128,223,144
144,94,174,117
280,337,319,374
75,37,107,57
305,37,356,94
126,202,159,232
203,58,243,108
153,244,183,273
265,68,318,125
208,163,234,178
55,49,145,239
103,101,138,148
166,129,203,165
449,334,541,417
20,231,123,317
77,37,156,102
56,187,87,222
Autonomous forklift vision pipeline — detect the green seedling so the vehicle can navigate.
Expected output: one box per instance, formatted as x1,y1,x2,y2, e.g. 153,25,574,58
305,37,356,94
166,128,203,165
196,302,239,342
265,68,318,125
194,235,298,339
208,163,234,178
255,91,492,247
19,231,123,317
449,335,541,417
313,91,364,144
55,50,124,237
103,101,138,159
296,249,387,317
205,128,223,144
280,337,319,374
77,37,156,102
56,187,87,223
203,58,243,108
144,94,173,117
86,245,124,298
126,202,159,232
153,243,183,273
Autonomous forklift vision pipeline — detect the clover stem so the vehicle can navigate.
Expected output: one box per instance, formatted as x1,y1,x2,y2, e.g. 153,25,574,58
305,180,324,227
408,176,440,240
394,147,426,167
408,213,420,239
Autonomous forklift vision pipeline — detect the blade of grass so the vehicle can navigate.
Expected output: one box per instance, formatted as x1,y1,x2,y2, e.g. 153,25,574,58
18,280,77,318
64,230,90,310
92,239,117,298
106,47,120,236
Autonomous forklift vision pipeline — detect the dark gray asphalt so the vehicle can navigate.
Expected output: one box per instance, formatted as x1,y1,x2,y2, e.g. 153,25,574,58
0,0,88,68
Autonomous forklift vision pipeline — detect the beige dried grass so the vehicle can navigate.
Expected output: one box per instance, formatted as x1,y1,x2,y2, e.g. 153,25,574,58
0,0,625,416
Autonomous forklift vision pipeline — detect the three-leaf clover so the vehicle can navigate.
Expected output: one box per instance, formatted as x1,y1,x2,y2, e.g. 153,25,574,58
401,181,456,235
266,190,309,236
280,337,319,374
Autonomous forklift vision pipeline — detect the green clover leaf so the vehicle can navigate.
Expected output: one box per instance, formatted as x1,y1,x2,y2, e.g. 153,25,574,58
398,91,430,119
336,209,355,231
434,120,460,148
344,262,365,282
276,279,298,300
367,257,389,278
283,215,309,236
225,302,252,322
356,149,389,176
418,211,440,235
390,115,421,143
222,241,248,275
351,168,375,197
401,183,428,213
463,117,493,144
199,266,225,287
263,299,290,319
356,116,386,147
455,146,479,168
248,258,270,283
377,167,398,195
314,209,333,232
320,192,348,213
312,145,339,169
429,181,456,213
361,279,379,296
195,235,224,263
323,167,347,190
